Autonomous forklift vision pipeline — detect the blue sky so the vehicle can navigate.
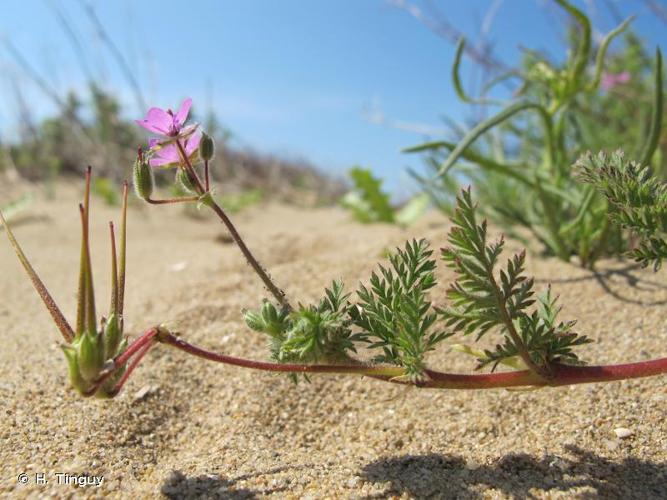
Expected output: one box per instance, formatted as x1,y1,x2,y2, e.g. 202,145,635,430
1,0,665,195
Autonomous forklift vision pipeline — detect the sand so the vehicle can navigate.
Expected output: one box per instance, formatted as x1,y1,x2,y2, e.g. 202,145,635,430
1,180,666,499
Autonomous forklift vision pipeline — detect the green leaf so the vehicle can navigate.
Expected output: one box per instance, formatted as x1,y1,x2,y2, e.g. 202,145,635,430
587,16,634,91
341,167,395,223
439,188,591,371
352,239,450,380
417,101,552,177
639,48,663,167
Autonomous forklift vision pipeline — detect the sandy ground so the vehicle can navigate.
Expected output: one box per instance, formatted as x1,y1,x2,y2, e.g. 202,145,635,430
1,179,666,499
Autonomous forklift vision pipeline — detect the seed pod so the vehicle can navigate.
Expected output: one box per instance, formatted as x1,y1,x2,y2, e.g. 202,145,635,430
175,168,198,194
77,331,105,382
200,132,215,161
133,152,154,201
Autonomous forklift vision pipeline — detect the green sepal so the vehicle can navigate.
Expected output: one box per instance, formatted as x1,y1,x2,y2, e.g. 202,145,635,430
76,331,105,383
176,168,198,195
197,191,215,209
243,301,290,338
103,313,122,359
61,345,91,395
98,338,128,398
244,309,265,332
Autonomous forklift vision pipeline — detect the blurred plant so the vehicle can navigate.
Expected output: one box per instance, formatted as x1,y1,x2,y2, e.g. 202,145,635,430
341,166,429,225
577,149,667,270
91,177,120,206
219,190,263,214
3,99,667,401
0,193,33,227
405,0,664,268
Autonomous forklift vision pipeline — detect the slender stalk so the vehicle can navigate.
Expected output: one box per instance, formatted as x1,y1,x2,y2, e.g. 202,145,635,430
0,209,75,342
76,167,92,337
84,327,159,396
158,331,667,389
118,182,128,322
100,327,158,377
174,139,206,194
109,222,118,314
204,159,210,192
158,332,402,377
108,342,155,397
175,139,290,309
146,196,200,205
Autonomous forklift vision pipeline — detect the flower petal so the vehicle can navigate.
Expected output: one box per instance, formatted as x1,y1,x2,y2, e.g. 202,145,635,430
155,143,179,161
185,131,202,155
174,98,193,128
149,156,179,168
136,107,173,135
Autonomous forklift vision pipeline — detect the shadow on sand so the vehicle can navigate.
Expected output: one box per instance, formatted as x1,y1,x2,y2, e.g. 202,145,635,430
160,466,296,499
535,261,667,306
360,446,666,499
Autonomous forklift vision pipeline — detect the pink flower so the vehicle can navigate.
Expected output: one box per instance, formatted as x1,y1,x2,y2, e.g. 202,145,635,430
600,71,630,91
136,98,195,137
149,131,201,168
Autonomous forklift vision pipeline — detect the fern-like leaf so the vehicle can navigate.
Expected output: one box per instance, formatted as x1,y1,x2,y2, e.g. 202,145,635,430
439,188,590,373
351,239,450,380
576,150,667,269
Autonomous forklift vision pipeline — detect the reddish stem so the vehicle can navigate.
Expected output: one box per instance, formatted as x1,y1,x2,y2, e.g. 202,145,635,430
158,332,667,389
158,332,400,376
174,139,206,194
175,139,290,309
108,341,155,397
83,327,159,396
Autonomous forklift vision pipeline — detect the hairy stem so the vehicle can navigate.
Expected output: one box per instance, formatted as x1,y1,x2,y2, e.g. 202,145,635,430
146,196,200,205
175,139,290,309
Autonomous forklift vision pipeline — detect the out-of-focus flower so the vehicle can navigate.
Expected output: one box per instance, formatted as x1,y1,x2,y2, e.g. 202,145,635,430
149,131,201,168
136,97,196,137
600,71,630,91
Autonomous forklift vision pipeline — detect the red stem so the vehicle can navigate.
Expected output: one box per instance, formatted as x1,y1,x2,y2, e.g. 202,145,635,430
108,341,155,396
158,332,667,389
159,332,398,376
83,327,158,396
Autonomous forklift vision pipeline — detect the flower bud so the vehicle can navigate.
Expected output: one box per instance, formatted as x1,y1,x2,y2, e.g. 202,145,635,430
243,309,265,332
176,168,198,194
200,132,215,161
133,150,154,201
